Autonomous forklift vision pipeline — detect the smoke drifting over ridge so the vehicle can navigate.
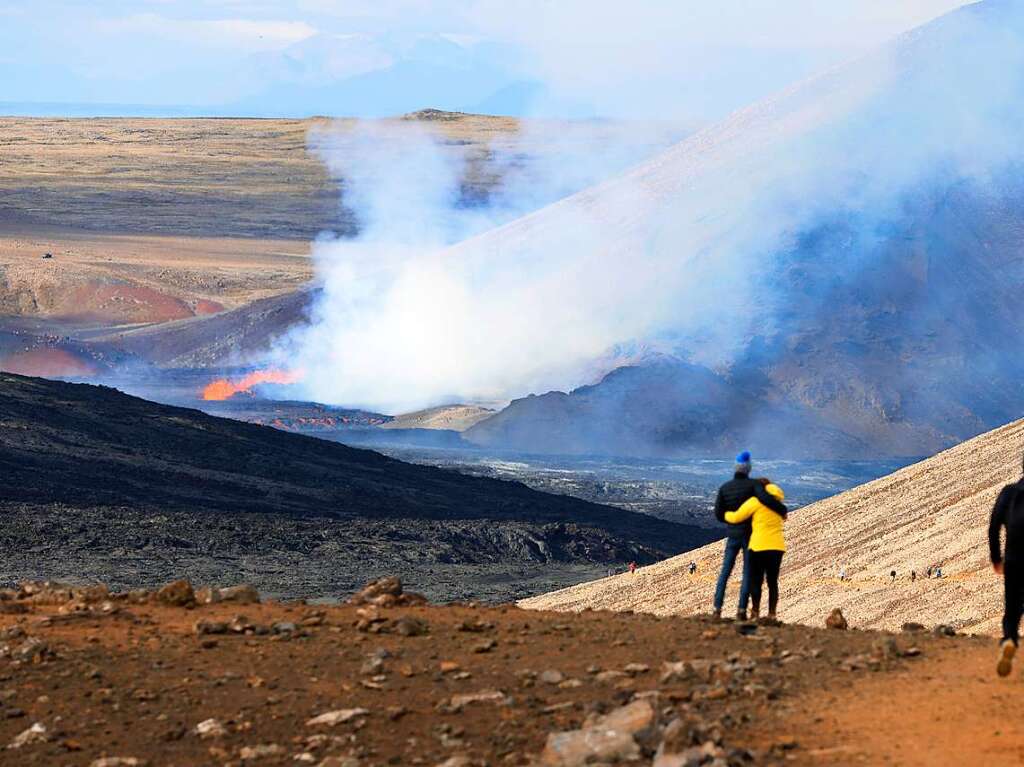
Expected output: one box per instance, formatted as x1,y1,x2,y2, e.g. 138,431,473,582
283,1,1024,417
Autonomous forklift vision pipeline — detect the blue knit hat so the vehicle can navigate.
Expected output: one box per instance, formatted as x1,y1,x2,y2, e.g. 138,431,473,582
734,450,752,475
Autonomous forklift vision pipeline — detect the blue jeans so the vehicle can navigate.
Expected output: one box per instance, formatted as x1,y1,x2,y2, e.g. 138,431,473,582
713,536,751,612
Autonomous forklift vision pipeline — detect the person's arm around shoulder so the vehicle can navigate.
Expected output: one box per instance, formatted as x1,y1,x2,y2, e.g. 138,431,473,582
754,482,788,517
990,485,1014,573
724,496,757,525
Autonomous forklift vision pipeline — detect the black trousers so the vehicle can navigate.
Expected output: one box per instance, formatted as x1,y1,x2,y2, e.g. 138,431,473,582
1004,560,1024,644
749,549,784,615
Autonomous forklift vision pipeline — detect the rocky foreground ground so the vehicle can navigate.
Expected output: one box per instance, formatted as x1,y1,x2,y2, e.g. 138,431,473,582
0,577,1006,767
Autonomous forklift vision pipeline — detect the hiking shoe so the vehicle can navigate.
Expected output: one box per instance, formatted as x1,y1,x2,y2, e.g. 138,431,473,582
712,608,722,621
998,639,1016,677
735,610,747,622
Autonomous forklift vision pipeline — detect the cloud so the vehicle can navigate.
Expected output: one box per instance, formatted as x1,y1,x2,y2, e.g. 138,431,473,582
99,13,318,52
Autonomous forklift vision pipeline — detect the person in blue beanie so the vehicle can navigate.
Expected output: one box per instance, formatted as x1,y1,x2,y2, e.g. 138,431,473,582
711,450,788,621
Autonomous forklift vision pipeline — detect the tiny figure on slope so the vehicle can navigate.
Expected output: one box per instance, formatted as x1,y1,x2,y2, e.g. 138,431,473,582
911,570,916,582
628,561,637,574
688,561,697,575
839,567,847,582
724,477,788,624
890,569,897,583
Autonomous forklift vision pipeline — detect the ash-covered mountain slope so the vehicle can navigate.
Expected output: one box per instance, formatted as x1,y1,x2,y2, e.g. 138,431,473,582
0,374,712,600
461,1,1024,459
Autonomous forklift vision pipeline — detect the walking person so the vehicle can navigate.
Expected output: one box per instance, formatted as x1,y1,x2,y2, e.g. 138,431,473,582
990,463,1024,675
724,478,788,623
712,451,788,621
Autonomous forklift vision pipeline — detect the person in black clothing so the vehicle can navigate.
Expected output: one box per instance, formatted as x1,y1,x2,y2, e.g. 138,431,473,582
989,462,1024,676
711,450,788,621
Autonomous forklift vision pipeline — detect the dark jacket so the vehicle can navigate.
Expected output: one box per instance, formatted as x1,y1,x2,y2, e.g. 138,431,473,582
714,473,789,541
989,479,1024,564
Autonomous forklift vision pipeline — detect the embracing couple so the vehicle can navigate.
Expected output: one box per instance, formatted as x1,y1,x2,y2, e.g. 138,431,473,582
712,450,789,622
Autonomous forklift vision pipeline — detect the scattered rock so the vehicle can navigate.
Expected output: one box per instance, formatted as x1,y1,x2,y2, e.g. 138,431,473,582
90,759,147,767
306,709,369,727
933,624,957,637
349,577,403,605
825,608,848,630
155,580,195,607
448,690,508,711
623,663,650,676
901,622,926,633
394,616,429,637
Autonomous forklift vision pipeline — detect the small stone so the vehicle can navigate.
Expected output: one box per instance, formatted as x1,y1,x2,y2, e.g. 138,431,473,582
825,608,848,630
272,622,297,634
872,637,901,660
90,759,147,767
239,743,284,760
440,661,461,673
448,690,508,711
194,620,229,636
306,709,369,727
7,722,47,749
394,617,429,637
473,639,497,654
361,657,385,675
194,718,227,739
623,663,650,676
901,622,925,633
539,670,564,685
218,585,261,604
594,670,628,684
540,727,639,766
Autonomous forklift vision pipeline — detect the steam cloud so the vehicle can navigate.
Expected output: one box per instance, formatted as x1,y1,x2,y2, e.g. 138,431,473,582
281,1,1024,416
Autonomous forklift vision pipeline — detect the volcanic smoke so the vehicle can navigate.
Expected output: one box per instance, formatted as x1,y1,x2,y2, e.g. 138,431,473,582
202,369,303,401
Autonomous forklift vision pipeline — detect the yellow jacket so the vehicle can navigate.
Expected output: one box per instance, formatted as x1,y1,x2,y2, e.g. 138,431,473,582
724,483,786,552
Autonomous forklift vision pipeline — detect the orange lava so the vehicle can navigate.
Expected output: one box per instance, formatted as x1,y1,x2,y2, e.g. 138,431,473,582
202,369,302,401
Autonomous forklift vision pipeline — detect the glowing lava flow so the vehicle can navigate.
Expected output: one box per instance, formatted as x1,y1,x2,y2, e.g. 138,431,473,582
202,369,303,401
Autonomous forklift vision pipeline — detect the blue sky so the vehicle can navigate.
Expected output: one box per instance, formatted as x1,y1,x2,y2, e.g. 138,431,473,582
0,0,971,118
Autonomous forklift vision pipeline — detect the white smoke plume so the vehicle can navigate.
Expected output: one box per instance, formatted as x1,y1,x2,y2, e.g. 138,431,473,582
281,1,1024,415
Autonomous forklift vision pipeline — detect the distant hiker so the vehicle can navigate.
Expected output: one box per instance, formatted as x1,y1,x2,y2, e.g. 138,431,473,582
839,567,847,582
724,477,788,622
890,570,897,583
688,561,697,575
927,566,933,578
712,451,788,621
988,458,1024,676
911,570,917,582
935,567,943,578
628,561,637,574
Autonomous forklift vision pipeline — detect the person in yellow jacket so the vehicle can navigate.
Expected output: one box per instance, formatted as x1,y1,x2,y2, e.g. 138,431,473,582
724,479,787,621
